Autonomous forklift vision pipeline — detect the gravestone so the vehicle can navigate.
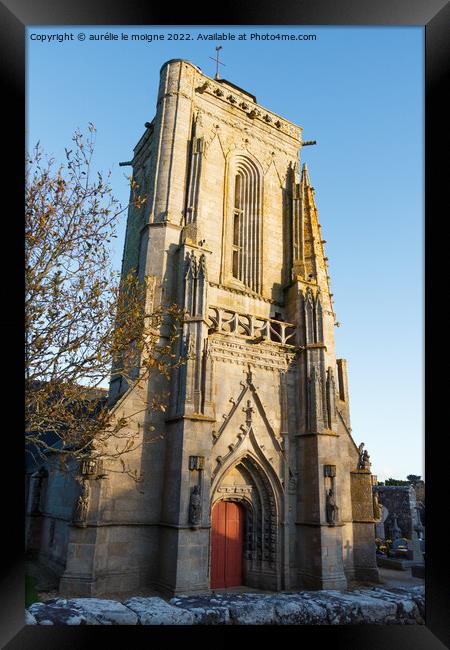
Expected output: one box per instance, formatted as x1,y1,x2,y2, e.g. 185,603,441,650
390,537,408,558
407,535,423,563
414,506,425,540
376,487,424,565
390,514,402,541
375,504,389,540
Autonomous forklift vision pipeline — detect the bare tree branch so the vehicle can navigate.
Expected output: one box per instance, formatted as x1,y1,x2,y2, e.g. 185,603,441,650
26,125,186,483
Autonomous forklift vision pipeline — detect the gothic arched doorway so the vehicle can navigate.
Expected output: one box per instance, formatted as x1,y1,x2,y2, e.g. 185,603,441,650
210,500,245,589
211,452,283,590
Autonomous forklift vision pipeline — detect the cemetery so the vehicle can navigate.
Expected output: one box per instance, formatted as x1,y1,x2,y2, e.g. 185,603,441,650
373,484,425,576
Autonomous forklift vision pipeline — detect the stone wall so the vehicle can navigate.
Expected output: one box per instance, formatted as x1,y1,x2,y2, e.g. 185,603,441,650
26,463,79,576
26,585,425,625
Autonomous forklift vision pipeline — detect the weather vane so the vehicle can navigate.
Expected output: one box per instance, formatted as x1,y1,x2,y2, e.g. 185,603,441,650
209,46,225,80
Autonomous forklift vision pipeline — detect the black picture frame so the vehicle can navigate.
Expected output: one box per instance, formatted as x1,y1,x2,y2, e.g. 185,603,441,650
2,1,448,647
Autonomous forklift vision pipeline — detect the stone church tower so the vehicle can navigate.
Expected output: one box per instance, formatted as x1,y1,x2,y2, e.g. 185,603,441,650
58,59,379,597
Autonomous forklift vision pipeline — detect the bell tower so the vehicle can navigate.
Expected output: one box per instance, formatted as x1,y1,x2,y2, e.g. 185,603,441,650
59,59,378,597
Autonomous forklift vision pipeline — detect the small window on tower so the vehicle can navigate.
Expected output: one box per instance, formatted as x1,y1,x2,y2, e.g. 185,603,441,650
337,361,346,401
232,249,239,278
233,212,240,247
234,174,241,209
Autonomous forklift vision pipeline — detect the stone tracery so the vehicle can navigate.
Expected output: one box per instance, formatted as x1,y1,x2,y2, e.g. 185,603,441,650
229,154,263,293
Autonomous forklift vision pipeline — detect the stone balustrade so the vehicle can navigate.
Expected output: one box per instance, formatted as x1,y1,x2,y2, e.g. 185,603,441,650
207,306,296,346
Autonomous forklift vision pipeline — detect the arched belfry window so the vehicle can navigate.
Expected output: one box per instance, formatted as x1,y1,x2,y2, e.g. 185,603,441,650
229,155,262,293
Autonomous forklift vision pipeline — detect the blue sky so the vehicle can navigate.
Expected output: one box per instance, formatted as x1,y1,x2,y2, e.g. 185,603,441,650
26,26,424,482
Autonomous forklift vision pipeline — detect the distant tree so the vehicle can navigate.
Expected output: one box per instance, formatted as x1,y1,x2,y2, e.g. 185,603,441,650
26,125,185,482
384,476,424,487
384,478,410,486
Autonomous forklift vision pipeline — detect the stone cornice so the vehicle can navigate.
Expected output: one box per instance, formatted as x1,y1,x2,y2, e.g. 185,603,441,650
194,77,302,142
80,520,213,530
158,522,212,530
209,281,284,306
295,431,339,438
140,221,183,233
295,521,346,528
165,413,217,423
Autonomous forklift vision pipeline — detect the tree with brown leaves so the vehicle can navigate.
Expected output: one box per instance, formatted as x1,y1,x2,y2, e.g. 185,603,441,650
25,124,185,483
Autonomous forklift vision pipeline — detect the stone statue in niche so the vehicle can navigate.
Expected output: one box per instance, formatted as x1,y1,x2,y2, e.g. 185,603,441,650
189,485,202,528
288,470,297,491
326,488,339,525
372,489,382,521
73,479,90,527
243,400,254,426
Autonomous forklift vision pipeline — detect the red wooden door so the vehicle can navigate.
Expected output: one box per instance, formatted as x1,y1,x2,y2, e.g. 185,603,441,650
211,500,244,589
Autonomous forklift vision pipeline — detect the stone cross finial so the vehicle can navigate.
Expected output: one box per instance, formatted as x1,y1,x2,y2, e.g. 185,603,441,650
209,46,225,80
